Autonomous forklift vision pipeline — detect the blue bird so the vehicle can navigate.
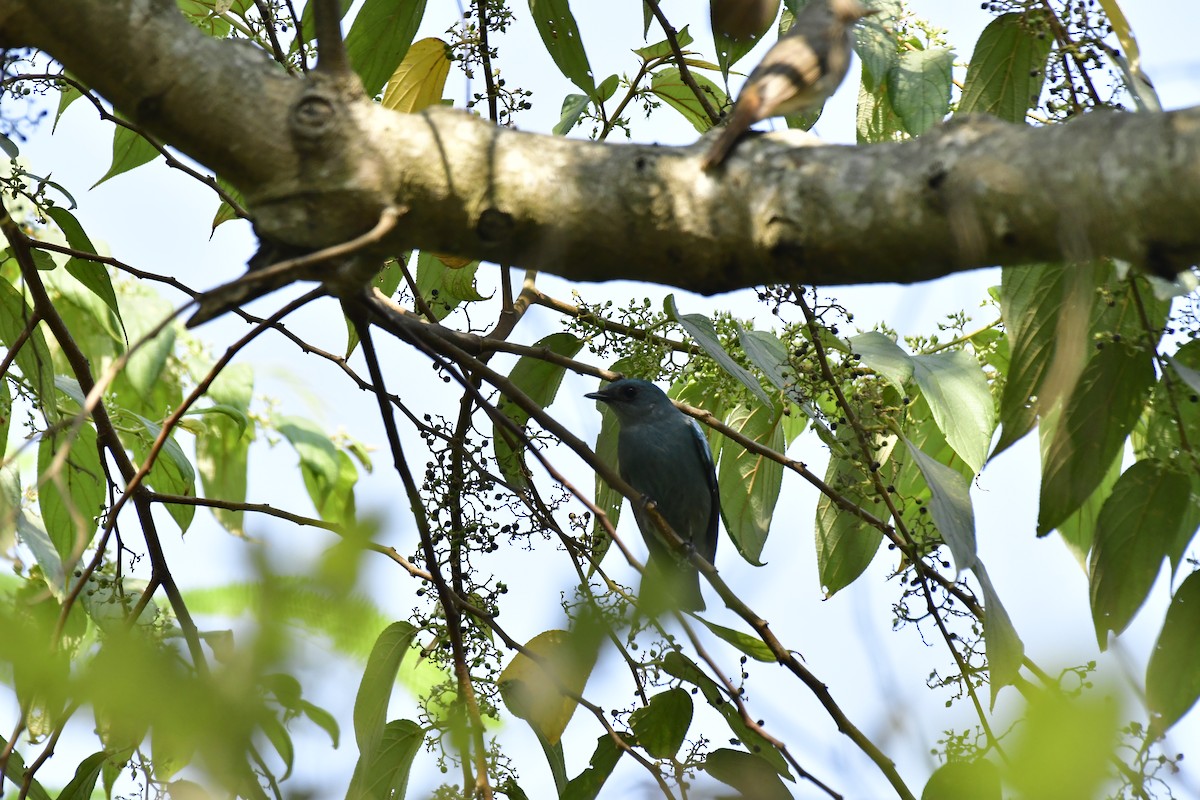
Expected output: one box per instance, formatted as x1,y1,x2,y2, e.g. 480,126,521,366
586,378,720,611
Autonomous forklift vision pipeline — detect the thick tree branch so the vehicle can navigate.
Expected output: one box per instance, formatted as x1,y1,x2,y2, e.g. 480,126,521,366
3,0,1199,302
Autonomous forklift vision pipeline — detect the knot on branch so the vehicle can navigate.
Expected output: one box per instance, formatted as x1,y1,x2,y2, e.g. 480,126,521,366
289,85,340,146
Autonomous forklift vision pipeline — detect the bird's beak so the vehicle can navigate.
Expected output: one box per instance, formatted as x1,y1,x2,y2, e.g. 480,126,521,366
585,389,610,402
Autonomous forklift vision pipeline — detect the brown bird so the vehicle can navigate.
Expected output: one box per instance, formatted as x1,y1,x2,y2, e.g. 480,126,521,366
701,0,876,171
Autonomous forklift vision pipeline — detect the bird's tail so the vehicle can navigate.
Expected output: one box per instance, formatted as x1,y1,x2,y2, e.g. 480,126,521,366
641,560,706,613
700,122,744,172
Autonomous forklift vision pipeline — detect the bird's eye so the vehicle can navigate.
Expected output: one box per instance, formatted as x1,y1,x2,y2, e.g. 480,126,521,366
621,384,637,399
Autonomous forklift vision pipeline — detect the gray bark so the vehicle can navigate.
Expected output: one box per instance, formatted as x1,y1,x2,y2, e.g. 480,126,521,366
3,0,1199,294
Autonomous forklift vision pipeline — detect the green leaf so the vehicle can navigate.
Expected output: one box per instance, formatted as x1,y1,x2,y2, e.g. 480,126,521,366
92,124,159,188
854,3,900,91
903,437,976,574
1089,459,1190,648
344,0,429,97
279,415,341,495
972,562,1024,707
45,206,121,316
888,48,954,136
666,295,772,409
301,700,341,748
659,651,791,778
629,688,692,759
353,622,420,765
815,447,884,597
1146,570,1200,735
56,751,108,800
125,315,176,403
295,0,354,50
211,176,247,232
995,264,1071,455
0,735,53,800
16,508,66,596
0,278,58,421
346,719,424,800
958,12,1053,122
527,0,595,96
718,403,784,565
649,68,726,132
737,326,790,392
260,711,295,780
37,423,103,561
852,332,994,473
856,67,906,143
696,616,775,662
554,93,591,136
1166,352,1200,396
921,759,1001,800
713,4,777,82
560,733,626,800
494,332,584,488
909,350,994,475
634,26,694,62
131,415,197,532
498,624,602,746
414,250,486,320
195,363,254,535
0,378,9,464
705,748,793,800
1055,446,1120,568
113,287,180,418
53,77,83,132
1039,340,1155,535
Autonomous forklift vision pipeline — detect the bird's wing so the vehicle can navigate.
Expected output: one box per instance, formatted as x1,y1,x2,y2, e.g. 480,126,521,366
687,418,721,563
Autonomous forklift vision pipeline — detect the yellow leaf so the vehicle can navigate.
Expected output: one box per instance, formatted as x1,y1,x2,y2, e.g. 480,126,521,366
433,252,473,269
497,628,599,745
381,38,452,113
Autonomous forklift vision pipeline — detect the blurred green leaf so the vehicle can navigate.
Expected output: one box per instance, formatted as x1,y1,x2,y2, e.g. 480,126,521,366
921,759,1001,800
